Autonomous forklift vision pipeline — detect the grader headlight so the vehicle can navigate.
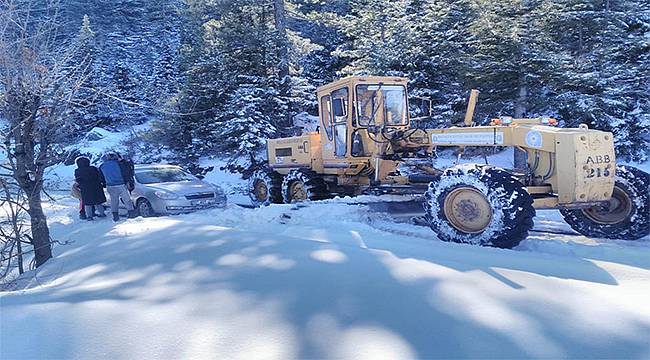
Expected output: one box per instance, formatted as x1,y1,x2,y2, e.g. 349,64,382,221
491,117,512,126
500,116,513,125
540,116,558,126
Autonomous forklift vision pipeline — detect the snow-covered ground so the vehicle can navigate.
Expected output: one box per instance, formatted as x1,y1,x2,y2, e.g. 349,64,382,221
1,165,649,359
2,126,650,359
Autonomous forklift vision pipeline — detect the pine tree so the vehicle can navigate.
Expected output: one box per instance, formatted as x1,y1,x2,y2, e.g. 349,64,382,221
405,0,477,126
465,0,571,123
70,14,100,131
292,0,353,86
551,0,650,161
208,0,284,151
216,80,279,157
335,0,415,76
150,0,649,166
159,0,284,171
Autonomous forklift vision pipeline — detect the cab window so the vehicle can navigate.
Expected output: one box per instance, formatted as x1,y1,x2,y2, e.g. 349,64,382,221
356,84,408,126
331,87,348,157
320,95,333,141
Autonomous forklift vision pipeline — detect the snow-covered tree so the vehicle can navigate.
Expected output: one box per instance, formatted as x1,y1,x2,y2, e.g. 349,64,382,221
0,0,92,267
94,0,648,165
68,14,101,129
551,0,650,161
404,0,477,126
216,81,278,157
335,0,415,76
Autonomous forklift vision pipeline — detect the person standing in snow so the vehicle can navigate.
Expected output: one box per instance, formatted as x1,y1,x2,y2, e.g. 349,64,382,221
100,152,136,222
117,153,135,193
74,157,107,221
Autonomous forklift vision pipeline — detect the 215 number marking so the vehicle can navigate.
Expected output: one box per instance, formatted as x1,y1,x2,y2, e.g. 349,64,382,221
586,167,611,178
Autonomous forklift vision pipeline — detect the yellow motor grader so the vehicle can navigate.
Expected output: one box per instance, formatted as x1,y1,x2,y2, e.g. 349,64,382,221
249,76,649,248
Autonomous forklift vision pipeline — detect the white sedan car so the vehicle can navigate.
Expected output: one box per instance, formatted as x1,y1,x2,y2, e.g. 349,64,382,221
129,164,227,217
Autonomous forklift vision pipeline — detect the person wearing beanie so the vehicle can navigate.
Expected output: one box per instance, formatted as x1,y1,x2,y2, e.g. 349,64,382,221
74,156,107,221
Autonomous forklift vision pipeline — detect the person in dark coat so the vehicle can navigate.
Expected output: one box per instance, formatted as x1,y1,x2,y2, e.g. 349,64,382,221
74,156,107,220
117,153,135,192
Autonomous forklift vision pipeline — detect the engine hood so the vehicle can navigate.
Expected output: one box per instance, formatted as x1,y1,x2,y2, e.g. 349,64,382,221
144,180,219,196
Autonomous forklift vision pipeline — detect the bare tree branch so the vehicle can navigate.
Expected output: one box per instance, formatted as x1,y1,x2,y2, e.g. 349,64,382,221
1,0,90,269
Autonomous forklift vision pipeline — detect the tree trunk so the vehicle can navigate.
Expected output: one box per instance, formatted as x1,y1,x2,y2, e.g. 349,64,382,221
17,235,24,274
513,85,528,171
8,95,53,268
11,202,25,274
274,0,289,85
27,188,52,267
273,0,291,127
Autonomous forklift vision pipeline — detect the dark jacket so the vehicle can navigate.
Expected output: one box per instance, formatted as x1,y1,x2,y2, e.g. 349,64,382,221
74,157,107,205
119,158,135,189
100,159,125,186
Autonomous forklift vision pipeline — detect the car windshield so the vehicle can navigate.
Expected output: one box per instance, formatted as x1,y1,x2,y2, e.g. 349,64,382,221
356,84,408,126
135,168,196,184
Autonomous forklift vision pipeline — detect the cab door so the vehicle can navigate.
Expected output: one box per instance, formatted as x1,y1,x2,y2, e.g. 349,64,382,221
320,94,335,163
321,87,349,165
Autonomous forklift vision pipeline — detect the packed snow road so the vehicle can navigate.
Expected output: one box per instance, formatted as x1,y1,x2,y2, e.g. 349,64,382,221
1,194,649,359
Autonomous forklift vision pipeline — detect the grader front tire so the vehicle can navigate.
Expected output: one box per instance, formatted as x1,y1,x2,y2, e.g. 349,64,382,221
560,166,649,240
423,165,535,249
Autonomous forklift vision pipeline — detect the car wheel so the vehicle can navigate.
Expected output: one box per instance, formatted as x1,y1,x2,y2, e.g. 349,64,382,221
137,198,155,218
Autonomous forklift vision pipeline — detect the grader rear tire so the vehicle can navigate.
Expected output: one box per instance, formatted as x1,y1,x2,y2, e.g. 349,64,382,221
423,164,535,249
282,169,329,204
560,166,649,240
248,168,283,207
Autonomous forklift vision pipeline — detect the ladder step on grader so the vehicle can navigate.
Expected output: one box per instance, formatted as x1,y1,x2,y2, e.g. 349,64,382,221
249,76,649,249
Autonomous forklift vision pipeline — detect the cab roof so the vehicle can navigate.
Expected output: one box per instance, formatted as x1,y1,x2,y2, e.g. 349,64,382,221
316,76,408,95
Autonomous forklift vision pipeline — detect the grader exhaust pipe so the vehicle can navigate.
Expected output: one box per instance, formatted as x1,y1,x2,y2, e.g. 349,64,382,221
464,89,479,126
458,89,480,159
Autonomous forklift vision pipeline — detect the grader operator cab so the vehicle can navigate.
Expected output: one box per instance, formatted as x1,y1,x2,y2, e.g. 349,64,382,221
249,76,649,248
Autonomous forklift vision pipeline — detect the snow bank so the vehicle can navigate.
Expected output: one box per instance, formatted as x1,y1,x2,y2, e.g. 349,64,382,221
1,194,648,359
199,158,249,204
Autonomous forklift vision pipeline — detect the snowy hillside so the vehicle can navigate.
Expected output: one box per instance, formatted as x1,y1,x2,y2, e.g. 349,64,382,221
2,166,649,359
